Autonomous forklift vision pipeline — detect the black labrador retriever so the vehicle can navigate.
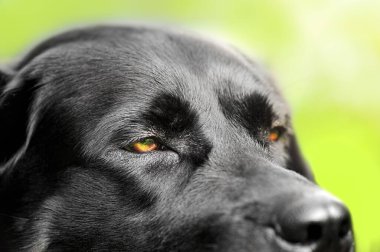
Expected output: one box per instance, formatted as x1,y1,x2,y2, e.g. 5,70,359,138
0,25,354,252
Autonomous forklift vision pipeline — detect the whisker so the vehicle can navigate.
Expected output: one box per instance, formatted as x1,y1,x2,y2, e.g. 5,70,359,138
0,212,29,221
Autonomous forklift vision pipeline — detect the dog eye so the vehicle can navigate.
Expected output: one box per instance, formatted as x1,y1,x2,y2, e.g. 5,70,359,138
127,138,162,153
268,126,286,142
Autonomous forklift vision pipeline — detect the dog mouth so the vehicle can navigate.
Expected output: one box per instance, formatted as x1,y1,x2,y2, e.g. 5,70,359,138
265,227,355,252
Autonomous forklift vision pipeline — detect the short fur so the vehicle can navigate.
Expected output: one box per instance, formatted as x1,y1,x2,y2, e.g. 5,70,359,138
0,25,353,252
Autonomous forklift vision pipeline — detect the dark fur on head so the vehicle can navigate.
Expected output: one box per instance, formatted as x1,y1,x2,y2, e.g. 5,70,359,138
0,25,352,252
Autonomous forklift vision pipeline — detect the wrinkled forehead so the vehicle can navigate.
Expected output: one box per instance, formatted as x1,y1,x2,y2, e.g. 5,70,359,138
24,27,288,115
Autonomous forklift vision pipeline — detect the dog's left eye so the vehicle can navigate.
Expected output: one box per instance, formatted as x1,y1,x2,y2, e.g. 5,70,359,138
127,138,163,153
268,126,286,142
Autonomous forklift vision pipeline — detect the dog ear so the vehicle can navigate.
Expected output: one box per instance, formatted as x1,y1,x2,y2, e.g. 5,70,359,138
0,68,35,165
287,134,315,182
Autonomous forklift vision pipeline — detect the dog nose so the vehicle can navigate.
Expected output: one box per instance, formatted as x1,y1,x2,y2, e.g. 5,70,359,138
275,193,353,246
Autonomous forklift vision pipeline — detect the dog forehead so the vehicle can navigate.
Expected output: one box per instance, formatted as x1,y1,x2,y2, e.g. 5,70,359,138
25,26,269,87
22,25,252,71
23,26,287,117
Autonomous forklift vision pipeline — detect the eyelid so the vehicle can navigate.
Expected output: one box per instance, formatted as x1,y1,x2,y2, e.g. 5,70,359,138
119,131,159,146
271,118,291,134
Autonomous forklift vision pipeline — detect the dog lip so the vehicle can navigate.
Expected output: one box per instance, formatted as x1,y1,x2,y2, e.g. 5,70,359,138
265,227,355,252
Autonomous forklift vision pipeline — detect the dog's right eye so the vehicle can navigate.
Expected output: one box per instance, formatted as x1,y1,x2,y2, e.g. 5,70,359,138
268,126,286,142
125,137,164,153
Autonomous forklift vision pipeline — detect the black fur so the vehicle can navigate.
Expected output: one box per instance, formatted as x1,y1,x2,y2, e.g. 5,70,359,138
0,25,353,252
218,91,275,147
141,93,212,167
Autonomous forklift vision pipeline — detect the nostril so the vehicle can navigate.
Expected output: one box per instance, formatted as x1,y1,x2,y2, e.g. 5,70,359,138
339,217,351,238
306,222,323,242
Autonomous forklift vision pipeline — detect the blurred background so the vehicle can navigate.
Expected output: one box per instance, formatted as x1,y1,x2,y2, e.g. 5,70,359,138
0,0,379,251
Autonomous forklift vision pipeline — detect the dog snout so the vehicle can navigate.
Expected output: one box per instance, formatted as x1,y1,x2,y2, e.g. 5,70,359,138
273,192,354,251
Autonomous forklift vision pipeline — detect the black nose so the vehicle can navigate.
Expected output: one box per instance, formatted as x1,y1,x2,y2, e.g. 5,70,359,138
275,193,353,248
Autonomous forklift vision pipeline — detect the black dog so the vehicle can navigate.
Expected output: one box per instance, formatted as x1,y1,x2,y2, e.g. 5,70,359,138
0,25,354,251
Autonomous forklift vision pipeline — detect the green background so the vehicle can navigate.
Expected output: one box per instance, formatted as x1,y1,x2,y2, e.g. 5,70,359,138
0,0,379,251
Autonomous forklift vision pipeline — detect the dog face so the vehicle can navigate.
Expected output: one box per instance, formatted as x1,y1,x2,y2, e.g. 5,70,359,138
0,25,354,251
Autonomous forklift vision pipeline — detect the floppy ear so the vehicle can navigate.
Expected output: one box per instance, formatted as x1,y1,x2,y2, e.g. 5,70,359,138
287,134,315,182
0,68,35,165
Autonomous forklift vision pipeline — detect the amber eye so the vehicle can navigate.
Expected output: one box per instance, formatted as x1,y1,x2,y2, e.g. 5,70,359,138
268,126,286,142
128,138,160,153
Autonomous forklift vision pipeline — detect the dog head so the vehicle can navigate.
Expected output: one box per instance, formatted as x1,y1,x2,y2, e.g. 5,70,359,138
0,25,354,251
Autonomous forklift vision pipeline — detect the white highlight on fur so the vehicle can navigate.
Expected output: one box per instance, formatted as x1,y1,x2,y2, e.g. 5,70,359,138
23,196,63,252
